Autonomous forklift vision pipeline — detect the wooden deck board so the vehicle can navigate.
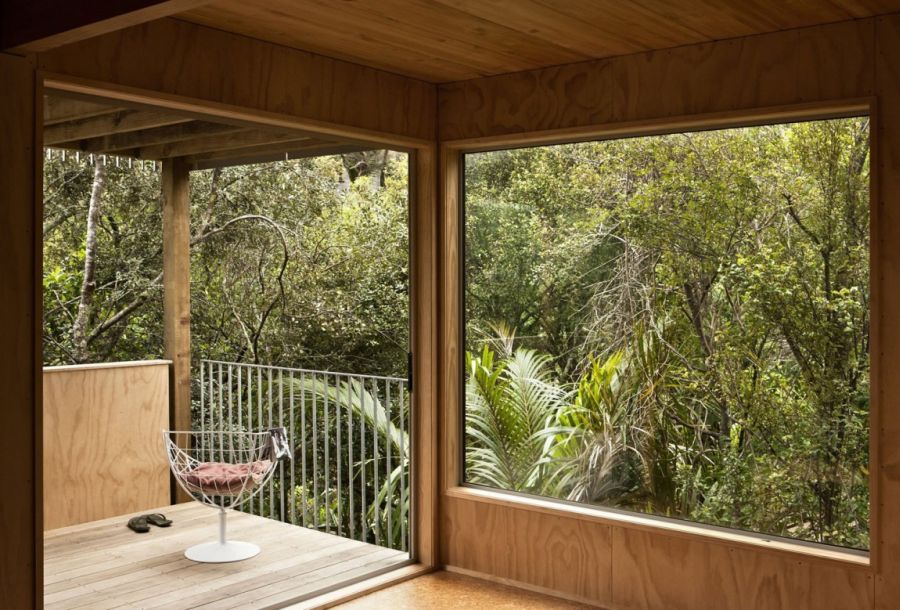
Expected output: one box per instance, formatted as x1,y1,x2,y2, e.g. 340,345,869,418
44,503,408,610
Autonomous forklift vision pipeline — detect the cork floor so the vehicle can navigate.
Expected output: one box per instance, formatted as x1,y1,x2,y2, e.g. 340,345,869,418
336,571,595,609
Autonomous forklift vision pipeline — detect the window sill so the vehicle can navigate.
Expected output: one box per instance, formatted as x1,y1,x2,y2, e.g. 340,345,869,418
445,485,870,569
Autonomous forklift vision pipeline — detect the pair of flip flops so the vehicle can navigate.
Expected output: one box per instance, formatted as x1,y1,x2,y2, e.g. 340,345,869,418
127,513,172,533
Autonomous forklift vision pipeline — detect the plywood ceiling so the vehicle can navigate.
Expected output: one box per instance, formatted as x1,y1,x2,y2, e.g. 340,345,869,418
178,0,900,83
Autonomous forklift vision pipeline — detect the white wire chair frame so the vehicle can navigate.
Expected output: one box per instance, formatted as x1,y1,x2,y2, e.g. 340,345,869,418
163,429,288,563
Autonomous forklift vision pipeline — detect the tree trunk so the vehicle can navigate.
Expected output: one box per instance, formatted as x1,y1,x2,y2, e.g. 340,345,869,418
71,160,106,363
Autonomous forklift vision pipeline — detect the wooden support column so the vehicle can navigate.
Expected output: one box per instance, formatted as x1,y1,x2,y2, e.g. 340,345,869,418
0,51,40,610
161,158,191,469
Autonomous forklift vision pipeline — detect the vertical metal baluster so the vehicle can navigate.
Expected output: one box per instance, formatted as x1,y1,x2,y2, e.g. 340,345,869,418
312,373,319,530
278,368,285,523
268,366,274,520
372,377,380,546
258,367,263,516
360,376,367,542
247,365,254,514
324,372,330,534
386,378,392,549
400,381,407,553
218,363,224,462
289,370,296,526
208,361,214,462
237,366,242,433
347,375,354,541
228,364,234,465
199,361,205,461
336,374,343,537
301,370,308,528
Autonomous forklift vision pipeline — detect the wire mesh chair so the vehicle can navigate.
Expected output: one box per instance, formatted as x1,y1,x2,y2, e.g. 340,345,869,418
163,429,288,563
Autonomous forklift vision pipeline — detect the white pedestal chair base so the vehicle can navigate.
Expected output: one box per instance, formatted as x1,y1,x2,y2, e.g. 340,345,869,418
184,540,260,563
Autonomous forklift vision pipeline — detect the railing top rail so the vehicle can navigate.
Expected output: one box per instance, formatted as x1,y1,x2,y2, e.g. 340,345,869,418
199,358,407,383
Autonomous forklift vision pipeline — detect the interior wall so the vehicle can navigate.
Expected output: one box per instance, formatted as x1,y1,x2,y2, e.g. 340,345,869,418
37,17,437,144
437,15,899,610
0,51,40,610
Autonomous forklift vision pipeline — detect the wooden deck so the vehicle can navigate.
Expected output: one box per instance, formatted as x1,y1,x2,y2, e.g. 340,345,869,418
44,503,409,610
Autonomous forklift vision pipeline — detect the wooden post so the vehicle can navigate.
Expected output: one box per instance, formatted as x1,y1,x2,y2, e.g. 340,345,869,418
162,157,191,503
0,52,40,610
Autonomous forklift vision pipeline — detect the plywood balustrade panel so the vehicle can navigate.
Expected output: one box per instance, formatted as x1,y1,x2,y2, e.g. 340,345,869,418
0,51,39,610
442,495,613,606
874,13,900,610
438,19,874,142
37,18,437,143
43,362,170,530
611,527,873,610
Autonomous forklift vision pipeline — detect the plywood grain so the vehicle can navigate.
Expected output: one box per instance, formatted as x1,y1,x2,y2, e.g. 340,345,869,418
611,527,872,610
42,362,170,530
442,495,613,606
176,0,900,83
0,50,39,610
439,19,875,142
37,18,437,143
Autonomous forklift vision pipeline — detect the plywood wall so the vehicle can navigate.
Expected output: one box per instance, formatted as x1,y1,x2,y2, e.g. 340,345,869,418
43,361,170,530
437,14,900,610
438,19,873,143
37,18,437,144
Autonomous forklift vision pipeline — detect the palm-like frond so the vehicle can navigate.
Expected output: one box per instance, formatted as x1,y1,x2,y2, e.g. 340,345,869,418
465,345,566,492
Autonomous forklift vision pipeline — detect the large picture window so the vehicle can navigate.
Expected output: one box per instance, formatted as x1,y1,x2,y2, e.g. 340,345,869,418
462,117,870,550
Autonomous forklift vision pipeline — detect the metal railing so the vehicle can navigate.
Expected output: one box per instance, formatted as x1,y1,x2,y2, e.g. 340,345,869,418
195,359,410,552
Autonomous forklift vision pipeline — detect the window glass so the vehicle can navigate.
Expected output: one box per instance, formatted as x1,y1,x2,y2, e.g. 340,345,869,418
463,118,870,550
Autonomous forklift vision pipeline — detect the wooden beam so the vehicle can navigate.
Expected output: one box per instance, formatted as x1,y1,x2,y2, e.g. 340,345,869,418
43,96,120,125
44,109,192,146
2,1,213,53
188,143,369,170
136,130,313,160
0,51,40,610
53,121,245,154
181,137,350,162
161,157,191,504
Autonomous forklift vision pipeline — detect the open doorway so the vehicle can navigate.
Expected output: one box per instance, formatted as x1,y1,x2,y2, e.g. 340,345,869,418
41,89,413,608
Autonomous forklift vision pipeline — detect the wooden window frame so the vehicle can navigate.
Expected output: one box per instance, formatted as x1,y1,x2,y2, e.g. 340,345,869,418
440,98,879,570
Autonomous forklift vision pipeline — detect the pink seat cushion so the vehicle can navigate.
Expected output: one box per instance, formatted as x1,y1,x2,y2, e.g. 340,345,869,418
181,460,272,496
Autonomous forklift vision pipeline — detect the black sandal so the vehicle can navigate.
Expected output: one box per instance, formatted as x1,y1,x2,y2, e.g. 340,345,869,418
127,515,150,533
143,513,172,527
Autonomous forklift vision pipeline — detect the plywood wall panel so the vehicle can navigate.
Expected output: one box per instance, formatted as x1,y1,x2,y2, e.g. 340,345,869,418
438,19,875,142
442,495,613,606
0,51,39,610
38,18,437,143
611,527,872,610
439,60,614,142
43,362,170,530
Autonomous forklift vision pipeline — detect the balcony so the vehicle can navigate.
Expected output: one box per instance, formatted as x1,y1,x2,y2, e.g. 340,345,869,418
43,359,412,609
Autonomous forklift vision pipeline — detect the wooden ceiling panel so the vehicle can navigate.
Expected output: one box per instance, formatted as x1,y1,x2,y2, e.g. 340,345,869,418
177,0,900,82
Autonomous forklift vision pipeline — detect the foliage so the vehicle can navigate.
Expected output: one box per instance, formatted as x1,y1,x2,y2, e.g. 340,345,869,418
464,118,870,549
